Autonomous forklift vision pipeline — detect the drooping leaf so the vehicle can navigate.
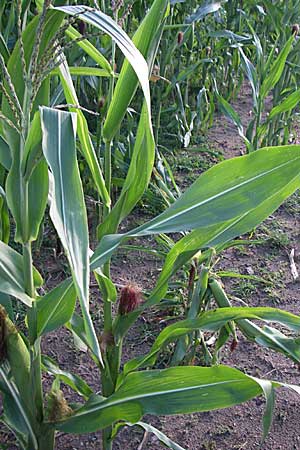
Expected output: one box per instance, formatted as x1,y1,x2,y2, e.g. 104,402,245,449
0,365,38,450
42,355,93,399
91,145,300,271
122,422,187,450
102,0,168,141
0,241,42,307
123,306,300,374
216,93,253,151
56,5,151,142
56,365,274,434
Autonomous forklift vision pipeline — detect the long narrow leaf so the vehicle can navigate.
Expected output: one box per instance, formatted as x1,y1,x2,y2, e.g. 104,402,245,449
91,145,300,270
0,366,38,449
125,422,186,450
102,0,168,141
261,36,294,99
123,307,300,374
65,25,112,76
269,89,300,119
98,101,155,237
40,107,102,364
56,5,151,123
56,365,277,434
58,58,110,207
186,2,225,23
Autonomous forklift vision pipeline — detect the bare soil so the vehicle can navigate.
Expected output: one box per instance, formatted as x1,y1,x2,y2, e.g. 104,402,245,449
2,84,300,450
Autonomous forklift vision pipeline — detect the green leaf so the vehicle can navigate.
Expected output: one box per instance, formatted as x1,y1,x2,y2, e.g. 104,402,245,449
261,36,294,99
123,307,300,374
42,355,93,399
0,32,10,64
36,278,77,336
56,365,266,433
210,278,300,365
0,241,42,307
125,422,187,450
98,0,168,235
56,5,151,142
238,321,300,364
251,377,275,440
0,365,38,450
209,30,250,42
269,89,300,119
65,25,113,76
147,173,298,308
6,154,49,243
91,145,300,270
0,293,13,320
58,59,110,207
0,187,10,244
40,107,102,365
51,66,111,78
93,263,117,303
238,47,258,107
186,1,225,23
216,93,253,151
0,136,12,170
102,0,168,141
98,101,155,237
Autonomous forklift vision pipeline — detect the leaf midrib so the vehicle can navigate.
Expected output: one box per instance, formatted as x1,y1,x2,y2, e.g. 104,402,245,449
70,378,253,419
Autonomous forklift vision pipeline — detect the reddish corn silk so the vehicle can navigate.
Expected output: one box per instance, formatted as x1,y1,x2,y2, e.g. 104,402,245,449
118,284,142,315
98,97,106,109
177,31,184,45
230,338,238,352
78,20,86,35
292,24,299,36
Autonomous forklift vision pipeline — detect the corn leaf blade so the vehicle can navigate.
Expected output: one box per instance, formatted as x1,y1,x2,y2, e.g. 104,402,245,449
124,306,300,374
261,36,294,99
36,278,77,336
40,106,102,364
91,145,300,270
56,365,267,433
0,241,42,307
58,58,110,207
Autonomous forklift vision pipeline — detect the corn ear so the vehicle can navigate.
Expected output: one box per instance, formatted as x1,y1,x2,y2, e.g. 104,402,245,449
0,306,31,401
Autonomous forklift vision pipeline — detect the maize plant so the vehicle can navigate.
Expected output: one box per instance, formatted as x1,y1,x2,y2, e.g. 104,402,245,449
1,2,300,450
216,3,300,151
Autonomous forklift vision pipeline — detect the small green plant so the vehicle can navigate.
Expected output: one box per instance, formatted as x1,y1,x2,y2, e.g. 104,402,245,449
216,18,300,151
